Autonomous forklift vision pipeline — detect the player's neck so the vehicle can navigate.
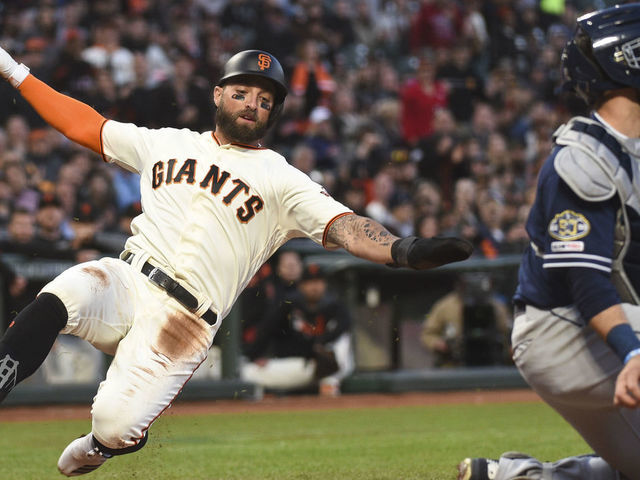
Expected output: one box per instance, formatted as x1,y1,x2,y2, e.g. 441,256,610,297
597,91,640,138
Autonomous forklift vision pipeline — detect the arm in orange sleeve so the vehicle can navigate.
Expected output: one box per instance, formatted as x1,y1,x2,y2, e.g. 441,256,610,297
17,74,106,153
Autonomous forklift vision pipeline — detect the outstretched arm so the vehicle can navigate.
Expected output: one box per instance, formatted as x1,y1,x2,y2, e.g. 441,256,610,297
326,214,473,269
326,214,397,264
0,46,106,153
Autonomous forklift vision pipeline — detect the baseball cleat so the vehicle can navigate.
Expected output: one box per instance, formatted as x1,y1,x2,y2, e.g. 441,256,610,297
457,457,499,480
57,433,110,477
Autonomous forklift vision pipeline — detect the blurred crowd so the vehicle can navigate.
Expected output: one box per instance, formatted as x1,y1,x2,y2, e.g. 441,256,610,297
0,0,601,267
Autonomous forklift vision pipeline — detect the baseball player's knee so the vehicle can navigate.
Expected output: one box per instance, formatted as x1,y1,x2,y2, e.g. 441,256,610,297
92,398,147,452
43,261,113,308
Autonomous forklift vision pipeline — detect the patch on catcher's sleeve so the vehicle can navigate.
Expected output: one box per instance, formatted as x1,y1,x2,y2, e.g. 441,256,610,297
551,241,584,252
548,210,590,241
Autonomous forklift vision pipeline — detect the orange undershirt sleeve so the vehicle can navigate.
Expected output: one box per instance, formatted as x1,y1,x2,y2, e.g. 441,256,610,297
17,74,107,154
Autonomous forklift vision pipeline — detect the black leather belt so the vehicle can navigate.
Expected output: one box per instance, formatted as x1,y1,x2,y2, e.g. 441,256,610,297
124,253,217,326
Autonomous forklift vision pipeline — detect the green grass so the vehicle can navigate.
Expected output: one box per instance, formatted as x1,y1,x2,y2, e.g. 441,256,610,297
0,401,589,480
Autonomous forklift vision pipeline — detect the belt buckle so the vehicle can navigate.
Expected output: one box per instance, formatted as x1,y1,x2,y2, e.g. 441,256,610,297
147,267,173,291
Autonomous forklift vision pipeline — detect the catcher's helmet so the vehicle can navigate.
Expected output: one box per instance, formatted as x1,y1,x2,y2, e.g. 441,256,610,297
561,3,640,105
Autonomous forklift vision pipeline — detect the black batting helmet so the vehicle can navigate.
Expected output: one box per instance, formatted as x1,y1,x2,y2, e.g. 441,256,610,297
217,50,288,126
561,3,640,105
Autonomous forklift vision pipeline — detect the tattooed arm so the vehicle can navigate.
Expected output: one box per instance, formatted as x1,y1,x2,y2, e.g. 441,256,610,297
326,214,399,264
326,214,474,269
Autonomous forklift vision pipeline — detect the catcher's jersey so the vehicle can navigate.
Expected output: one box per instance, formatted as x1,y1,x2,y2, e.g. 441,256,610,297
514,115,640,314
101,120,351,319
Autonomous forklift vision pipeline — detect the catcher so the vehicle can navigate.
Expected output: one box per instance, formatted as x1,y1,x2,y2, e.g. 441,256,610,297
459,4,640,479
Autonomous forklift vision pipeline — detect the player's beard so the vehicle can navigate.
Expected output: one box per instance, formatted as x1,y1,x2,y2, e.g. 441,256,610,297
216,105,269,144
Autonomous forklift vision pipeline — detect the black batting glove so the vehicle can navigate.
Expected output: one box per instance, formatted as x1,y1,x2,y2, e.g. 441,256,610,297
388,236,473,270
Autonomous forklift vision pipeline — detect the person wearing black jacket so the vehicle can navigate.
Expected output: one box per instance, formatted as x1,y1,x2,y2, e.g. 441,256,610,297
242,263,354,395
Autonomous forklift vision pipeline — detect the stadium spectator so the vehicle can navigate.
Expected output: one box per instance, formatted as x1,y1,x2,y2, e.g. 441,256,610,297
34,194,74,257
415,107,464,202
436,41,484,122
290,38,336,116
364,169,396,229
26,127,63,182
374,0,414,56
117,53,156,126
242,263,354,396
289,143,317,179
73,169,118,239
81,19,135,87
372,96,403,149
323,0,356,52
241,250,304,358
4,115,30,154
252,2,297,65
474,190,506,259
4,160,40,214
304,105,340,175
330,87,365,144
400,51,448,145
351,57,397,110
415,214,440,239
441,178,479,247
409,0,464,51
386,190,415,238
352,0,377,48
412,179,442,220
346,124,389,182
0,208,42,257
111,167,142,213
150,53,212,131
421,272,511,367
339,180,368,217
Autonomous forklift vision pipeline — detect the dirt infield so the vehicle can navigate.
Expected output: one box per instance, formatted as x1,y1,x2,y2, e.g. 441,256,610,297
0,389,541,423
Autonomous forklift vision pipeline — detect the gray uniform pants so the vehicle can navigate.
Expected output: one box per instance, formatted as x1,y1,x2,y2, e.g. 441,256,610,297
497,304,640,480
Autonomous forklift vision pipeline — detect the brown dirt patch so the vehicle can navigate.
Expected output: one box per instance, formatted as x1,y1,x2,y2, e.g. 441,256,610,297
0,389,540,423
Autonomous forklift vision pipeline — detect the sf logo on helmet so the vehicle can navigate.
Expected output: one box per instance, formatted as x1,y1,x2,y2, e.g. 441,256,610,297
258,53,272,71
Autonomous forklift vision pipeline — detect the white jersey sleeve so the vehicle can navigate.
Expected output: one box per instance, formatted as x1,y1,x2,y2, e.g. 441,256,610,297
277,164,352,248
100,120,202,173
100,120,151,173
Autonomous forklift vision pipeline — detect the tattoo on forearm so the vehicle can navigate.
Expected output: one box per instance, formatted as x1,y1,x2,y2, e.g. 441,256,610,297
362,219,394,244
327,214,396,252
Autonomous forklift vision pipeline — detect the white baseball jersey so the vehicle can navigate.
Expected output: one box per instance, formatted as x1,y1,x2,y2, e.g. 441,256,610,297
100,120,352,320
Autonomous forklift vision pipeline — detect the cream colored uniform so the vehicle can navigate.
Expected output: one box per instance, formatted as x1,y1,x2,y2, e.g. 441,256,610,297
41,120,351,449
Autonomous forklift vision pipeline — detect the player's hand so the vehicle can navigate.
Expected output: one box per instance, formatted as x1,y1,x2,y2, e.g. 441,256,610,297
0,45,29,87
389,236,473,270
0,46,19,80
614,355,640,408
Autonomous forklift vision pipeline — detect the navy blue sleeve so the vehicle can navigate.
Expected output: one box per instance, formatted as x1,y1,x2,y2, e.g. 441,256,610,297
533,164,617,273
567,267,621,321
517,146,625,312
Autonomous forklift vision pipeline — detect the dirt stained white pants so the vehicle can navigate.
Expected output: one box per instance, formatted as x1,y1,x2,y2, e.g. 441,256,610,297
41,257,218,450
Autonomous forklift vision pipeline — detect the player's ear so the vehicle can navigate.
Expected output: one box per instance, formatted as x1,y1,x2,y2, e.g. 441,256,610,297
213,86,223,108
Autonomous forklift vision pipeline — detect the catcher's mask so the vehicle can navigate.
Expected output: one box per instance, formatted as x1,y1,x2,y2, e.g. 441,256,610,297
217,50,288,127
561,3,640,106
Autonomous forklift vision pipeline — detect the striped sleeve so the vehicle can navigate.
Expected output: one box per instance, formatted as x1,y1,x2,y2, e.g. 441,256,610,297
542,253,612,273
